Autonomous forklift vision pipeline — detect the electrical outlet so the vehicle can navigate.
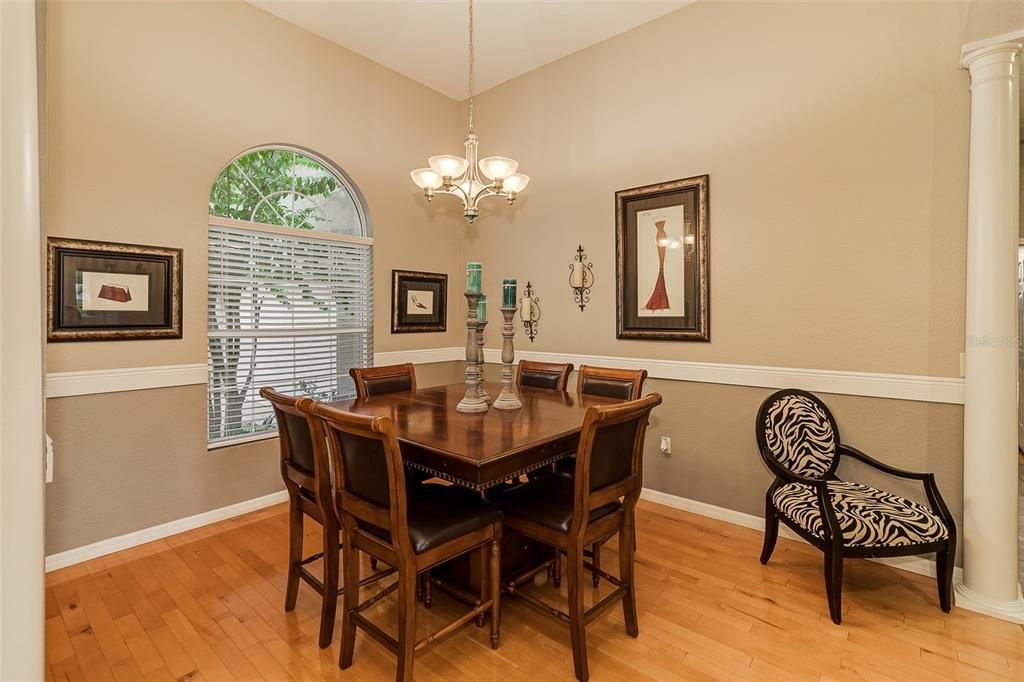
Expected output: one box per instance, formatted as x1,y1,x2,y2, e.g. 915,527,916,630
45,434,54,483
659,436,671,455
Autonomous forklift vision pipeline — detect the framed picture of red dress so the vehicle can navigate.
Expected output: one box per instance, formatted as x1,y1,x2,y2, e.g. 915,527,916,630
615,175,709,341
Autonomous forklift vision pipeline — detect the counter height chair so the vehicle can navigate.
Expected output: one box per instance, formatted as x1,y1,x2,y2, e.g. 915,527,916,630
350,363,416,398
756,388,956,624
515,360,574,391
261,387,395,649
562,365,648,586
497,394,662,682
307,403,503,682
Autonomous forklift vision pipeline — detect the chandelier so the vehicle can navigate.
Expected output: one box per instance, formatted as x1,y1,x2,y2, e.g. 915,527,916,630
409,0,529,223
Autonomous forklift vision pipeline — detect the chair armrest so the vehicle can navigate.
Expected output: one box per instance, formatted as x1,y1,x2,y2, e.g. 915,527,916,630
839,444,930,480
839,445,955,532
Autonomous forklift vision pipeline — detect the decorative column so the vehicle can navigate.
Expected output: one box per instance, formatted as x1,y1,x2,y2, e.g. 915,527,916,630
0,0,45,676
957,40,1024,622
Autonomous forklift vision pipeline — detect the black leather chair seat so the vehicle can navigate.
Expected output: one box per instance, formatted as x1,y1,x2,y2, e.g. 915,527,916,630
363,484,502,554
495,472,620,532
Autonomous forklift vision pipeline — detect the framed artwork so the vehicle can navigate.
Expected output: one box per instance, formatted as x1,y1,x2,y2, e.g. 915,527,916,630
391,269,447,333
615,174,710,341
47,237,183,341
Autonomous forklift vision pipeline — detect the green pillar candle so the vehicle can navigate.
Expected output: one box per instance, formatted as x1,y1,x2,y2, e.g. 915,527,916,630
466,261,482,293
502,278,517,308
477,293,487,322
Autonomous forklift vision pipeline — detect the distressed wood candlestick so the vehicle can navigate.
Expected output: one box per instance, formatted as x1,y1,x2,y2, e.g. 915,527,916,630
457,291,488,413
492,307,522,410
475,320,490,404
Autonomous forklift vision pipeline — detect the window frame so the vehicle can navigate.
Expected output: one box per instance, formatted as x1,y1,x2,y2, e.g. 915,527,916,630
206,145,373,450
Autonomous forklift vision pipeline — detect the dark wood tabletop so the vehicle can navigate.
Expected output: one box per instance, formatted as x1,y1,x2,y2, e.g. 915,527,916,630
329,381,623,489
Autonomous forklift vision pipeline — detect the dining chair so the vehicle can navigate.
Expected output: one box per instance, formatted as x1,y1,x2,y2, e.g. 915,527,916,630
565,365,648,586
260,387,397,648
756,388,956,624
306,402,503,682
515,360,574,391
350,363,416,398
496,394,662,682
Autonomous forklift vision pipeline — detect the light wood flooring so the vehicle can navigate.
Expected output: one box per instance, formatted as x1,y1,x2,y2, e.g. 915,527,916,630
46,499,1024,681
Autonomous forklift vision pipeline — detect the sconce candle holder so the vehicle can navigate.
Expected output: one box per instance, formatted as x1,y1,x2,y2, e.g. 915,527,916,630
568,244,594,312
519,281,540,343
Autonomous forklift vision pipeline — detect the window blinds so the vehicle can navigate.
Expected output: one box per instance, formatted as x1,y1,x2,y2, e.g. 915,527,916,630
207,223,372,445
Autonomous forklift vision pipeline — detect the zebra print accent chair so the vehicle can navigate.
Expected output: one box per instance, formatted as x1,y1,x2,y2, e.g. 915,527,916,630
756,389,956,624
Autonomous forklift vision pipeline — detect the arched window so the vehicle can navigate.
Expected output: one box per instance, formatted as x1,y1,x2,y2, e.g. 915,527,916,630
207,146,372,446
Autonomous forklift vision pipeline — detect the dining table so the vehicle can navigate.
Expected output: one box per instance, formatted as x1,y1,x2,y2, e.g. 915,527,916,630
328,380,625,592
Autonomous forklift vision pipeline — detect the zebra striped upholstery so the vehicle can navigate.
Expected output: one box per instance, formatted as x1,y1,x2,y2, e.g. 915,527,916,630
762,393,836,479
771,481,949,548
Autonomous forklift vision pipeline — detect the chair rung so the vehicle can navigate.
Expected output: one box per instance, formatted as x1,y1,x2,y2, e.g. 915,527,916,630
582,561,623,588
429,575,483,608
584,586,625,625
413,598,493,653
507,588,571,625
503,559,554,592
355,580,399,613
298,567,324,594
352,612,398,654
300,551,324,566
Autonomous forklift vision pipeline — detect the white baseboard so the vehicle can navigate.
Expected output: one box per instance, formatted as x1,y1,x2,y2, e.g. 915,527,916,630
44,489,288,572
953,582,1024,623
639,487,963,584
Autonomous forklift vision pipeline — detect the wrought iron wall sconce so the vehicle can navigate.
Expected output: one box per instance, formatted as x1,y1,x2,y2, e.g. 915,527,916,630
519,280,540,342
568,244,594,312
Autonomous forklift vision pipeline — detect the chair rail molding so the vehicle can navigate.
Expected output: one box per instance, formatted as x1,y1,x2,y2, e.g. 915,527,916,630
45,348,966,404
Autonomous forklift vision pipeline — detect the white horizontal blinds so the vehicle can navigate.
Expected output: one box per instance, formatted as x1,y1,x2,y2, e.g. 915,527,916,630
207,225,373,444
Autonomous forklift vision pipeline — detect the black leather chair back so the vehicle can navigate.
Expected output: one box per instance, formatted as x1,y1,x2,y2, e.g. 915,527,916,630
336,430,392,508
577,365,647,401
516,360,573,391
260,387,331,514
350,364,417,399
586,417,643,492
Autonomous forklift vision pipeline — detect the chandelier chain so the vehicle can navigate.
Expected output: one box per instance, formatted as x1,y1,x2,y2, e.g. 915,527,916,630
467,0,475,133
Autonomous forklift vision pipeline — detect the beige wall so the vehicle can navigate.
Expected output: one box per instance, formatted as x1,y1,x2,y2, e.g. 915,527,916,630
42,0,468,554
467,0,971,377
45,0,467,374
964,0,1024,43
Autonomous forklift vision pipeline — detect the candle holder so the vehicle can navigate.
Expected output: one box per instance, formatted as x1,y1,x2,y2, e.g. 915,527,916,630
475,319,490,404
492,307,522,410
457,291,488,413
568,244,594,312
519,281,541,343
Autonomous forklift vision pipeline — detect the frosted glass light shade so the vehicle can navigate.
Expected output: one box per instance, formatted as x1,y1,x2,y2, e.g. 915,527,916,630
410,168,442,190
478,156,519,181
428,155,468,178
503,173,530,194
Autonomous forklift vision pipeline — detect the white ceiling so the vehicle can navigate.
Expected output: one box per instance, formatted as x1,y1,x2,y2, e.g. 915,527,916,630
250,0,694,100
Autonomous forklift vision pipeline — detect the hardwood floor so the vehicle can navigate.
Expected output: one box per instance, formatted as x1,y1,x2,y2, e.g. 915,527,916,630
46,499,1024,681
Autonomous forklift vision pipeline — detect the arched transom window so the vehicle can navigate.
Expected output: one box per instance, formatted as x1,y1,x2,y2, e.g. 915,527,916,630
207,146,372,446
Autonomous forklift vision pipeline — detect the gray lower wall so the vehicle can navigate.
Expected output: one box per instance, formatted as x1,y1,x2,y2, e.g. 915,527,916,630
46,359,963,566
44,361,465,555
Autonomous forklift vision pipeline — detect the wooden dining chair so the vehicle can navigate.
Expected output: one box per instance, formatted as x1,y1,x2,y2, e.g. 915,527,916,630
307,402,503,682
515,360,574,391
350,363,416,398
497,394,662,682
566,365,648,585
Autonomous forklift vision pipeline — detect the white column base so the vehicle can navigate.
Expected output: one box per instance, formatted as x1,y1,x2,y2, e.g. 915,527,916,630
954,581,1024,623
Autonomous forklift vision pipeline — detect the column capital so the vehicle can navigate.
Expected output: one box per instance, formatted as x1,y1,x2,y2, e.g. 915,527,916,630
961,41,1022,89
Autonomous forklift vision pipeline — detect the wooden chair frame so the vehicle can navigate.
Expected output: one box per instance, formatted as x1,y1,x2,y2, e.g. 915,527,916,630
307,402,501,682
756,388,957,624
569,365,648,588
515,360,574,391
260,387,397,648
350,363,417,399
503,394,662,682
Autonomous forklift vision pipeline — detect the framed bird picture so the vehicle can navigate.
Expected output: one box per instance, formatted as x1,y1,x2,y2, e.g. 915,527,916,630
391,269,447,333
615,175,710,341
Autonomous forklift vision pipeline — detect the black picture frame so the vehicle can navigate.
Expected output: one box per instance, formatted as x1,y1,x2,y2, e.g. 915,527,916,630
47,237,183,341
391,269,447,333
615,174,710,341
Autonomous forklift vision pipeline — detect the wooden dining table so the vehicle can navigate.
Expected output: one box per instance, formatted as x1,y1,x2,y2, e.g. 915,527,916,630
328,380,625,588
